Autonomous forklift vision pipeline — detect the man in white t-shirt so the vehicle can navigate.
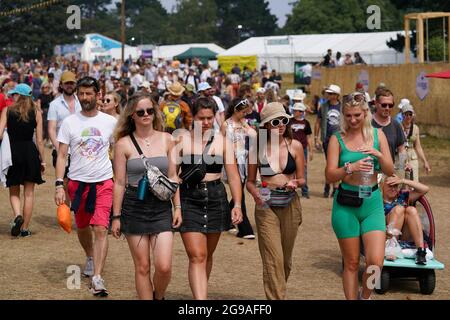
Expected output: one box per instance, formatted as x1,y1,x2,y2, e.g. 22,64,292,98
54,77,117,297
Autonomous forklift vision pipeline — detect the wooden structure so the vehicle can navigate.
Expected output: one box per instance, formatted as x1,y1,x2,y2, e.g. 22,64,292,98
404,12,450,63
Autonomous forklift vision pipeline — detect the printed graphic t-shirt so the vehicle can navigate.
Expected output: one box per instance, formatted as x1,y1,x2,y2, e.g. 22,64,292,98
57,112,118,183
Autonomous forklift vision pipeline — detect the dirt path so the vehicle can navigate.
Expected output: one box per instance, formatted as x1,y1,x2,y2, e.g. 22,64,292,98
0,143,448,300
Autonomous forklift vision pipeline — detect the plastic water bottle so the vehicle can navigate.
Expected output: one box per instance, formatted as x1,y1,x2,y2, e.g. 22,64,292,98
259,181,271,209
359,158,374,198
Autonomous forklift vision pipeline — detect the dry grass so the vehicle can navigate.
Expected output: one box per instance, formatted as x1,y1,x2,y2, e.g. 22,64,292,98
0,140,448,300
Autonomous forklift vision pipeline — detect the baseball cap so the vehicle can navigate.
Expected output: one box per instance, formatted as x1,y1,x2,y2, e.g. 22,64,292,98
292,103,307,112
198,82,212,92
60,71,76,84
7,83,32,97
401,103,415,114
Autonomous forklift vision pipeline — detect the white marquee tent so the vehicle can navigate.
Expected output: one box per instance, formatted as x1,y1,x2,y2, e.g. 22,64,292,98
218,31,414,73
152,43,225,61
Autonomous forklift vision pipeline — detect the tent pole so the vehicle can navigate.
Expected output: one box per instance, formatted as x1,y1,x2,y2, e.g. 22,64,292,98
444,17,447,62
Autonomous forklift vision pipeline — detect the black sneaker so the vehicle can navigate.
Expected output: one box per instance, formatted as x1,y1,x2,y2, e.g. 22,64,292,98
11,215,24,237
20,230,32,237
415,247,427,265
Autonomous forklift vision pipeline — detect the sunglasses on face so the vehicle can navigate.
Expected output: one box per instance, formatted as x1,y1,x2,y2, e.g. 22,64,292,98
103,98,112,104
270,117,289,127
403,112,414,117
135,108,155,117
380,103,394,109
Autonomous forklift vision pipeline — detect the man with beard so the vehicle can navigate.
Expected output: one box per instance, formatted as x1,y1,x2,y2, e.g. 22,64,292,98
48,71,81,174
54,77,117,297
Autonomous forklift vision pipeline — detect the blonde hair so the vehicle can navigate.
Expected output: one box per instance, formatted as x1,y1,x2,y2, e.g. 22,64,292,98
114,92,164,142
105,91,121,115
8,95,40,122
340,99,374,144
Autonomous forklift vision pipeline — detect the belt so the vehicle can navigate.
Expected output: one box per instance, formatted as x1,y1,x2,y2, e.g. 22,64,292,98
181,179,222,189
339,184,379,192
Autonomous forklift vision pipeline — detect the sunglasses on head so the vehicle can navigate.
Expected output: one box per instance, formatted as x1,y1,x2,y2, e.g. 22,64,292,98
135,108,155,117
270,117,289,127
77,76,99,90
344,92,367,104
380,103,394,109
234,99,249,111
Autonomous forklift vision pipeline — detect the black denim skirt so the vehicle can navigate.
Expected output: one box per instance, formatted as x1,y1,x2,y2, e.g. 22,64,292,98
120,186,173,235
179,179,231,233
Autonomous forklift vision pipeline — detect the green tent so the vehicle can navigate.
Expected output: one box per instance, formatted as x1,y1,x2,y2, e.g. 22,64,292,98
174,47,218,64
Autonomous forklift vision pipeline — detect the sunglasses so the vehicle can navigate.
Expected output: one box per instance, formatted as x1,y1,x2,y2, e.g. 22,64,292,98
270,117,289,127
403,112,414,117
135,108,155,117
380,103,394,109
103,98,112,104
234,99,249,111
344,92,367,103
77,77,99,89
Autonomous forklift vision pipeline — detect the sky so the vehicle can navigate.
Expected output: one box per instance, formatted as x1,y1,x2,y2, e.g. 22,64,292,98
159,0,293,27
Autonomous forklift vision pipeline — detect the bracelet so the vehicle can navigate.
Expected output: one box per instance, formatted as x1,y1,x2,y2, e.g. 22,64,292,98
234,204,242,209
111,215,121,220
174,205,182,209
55,180,64,187
344,162,353,175
55,185,64,190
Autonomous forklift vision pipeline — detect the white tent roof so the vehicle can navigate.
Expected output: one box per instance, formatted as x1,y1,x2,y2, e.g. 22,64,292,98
152,43,226,61
81,33,140,62
219,31,411,72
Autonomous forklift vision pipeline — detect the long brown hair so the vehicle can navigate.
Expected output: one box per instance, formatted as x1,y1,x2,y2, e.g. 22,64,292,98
114,92,163,142
8,95,40,122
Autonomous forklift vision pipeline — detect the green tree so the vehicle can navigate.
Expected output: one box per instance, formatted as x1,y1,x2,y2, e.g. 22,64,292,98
165,0,218,44
122,0,170,45
0,0,83,59
215,0,278,48
283,0,401,34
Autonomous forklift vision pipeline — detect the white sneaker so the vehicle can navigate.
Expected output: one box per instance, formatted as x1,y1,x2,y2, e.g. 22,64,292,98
90,275,108,297
243,235,256,240
83,257,94,277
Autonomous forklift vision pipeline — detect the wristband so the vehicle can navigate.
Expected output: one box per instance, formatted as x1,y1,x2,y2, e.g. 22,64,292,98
344,162,353,175
55,180,64,187
174,205,182,209
111,215,121,220
234,204,242,209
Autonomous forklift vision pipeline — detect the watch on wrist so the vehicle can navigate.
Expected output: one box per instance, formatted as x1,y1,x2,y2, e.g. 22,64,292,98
55,180,64,187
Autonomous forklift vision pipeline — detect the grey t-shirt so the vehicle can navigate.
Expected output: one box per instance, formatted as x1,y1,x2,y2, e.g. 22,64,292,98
371,119,405,162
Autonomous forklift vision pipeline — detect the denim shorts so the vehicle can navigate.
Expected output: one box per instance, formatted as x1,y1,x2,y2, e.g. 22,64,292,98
179,180,231,233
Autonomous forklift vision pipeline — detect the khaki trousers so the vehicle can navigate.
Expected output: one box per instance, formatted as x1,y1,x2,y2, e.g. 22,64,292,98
255,193,302,300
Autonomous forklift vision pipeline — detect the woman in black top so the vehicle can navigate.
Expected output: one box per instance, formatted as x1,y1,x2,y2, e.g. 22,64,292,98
177,97,243,299
37,82,54,143
246,102,305,300
0,84,45,237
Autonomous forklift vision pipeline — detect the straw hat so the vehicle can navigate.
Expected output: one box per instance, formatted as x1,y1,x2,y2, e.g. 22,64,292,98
167,81,185,96
259,102,293,126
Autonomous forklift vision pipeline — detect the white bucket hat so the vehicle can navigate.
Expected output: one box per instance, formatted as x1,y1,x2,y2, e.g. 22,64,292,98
325,84,341,95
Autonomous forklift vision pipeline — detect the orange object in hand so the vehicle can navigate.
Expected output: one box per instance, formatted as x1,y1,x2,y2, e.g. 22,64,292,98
57,204,72,233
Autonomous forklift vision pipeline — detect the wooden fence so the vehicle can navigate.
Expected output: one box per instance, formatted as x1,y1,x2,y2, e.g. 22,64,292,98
309,63,450,139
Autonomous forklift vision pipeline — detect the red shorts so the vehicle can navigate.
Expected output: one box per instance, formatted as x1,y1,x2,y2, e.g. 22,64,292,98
68,179,113,229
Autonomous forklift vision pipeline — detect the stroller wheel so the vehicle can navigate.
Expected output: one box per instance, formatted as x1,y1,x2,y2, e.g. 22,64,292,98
375,268,390,294
419,270,435,295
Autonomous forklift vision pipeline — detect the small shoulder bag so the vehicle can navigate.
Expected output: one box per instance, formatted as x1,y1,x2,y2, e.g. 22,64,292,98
130,134,179,201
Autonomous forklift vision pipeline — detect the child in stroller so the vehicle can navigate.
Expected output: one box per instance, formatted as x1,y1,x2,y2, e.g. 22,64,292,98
381,174,430,265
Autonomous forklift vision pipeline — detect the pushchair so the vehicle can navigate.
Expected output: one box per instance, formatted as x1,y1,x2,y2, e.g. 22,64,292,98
375,195,445,295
